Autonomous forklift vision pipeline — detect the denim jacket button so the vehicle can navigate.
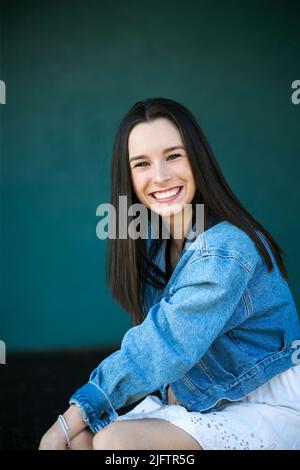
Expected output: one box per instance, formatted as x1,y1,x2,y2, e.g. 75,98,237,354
100,411,109,420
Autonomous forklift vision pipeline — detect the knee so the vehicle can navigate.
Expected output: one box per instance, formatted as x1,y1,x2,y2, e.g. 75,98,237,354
92,422,131,450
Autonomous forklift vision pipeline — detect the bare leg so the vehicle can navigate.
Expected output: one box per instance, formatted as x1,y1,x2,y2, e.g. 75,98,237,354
92,419,202,450
70,428,94,450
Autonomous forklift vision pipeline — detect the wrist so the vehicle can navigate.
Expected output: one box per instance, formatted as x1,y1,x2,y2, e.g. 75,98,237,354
57,415,71,449
63,404,87,436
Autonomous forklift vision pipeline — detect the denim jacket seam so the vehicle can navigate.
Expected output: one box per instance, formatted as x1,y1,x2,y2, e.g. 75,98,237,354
182,373,202,392
195,234,203,254
201,251,253,276
171,252,252,292
88,380,116,413
241,288,252,318
168,252,202,288
228,330,257,361
197,358,217,382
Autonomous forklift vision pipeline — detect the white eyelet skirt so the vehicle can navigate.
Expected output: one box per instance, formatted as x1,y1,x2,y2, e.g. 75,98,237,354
115,364,300,450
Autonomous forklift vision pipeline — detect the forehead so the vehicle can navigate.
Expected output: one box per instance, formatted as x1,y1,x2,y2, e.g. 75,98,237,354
128,117,183,155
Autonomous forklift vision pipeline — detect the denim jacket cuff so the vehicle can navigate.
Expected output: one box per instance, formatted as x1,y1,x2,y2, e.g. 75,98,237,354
69,381,118,433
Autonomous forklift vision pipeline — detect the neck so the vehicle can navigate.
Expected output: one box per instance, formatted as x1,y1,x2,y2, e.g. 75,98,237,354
162,206,193,253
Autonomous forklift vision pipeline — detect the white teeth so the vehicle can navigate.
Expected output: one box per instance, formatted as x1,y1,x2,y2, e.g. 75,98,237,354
152,186,181,200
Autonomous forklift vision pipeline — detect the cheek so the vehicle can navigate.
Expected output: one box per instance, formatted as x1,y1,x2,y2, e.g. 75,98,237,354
131,173,148,197
182,166,196,195
188,175,196,195
177,163,195,184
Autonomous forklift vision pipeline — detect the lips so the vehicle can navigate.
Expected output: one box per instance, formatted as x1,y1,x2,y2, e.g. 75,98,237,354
149,185,183,202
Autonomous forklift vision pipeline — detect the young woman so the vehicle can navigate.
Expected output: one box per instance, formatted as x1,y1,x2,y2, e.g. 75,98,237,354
39,98,300,450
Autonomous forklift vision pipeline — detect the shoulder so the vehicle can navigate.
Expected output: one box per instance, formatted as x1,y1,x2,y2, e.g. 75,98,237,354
194,221,263,275
171,221,262,292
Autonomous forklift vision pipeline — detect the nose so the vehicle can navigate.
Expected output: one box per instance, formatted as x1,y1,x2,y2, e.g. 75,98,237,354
152,161,171,185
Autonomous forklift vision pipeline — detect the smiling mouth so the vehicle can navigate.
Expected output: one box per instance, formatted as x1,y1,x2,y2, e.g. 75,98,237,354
149,185,183,202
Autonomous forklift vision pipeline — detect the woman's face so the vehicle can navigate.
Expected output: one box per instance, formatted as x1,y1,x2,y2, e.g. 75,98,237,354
128,117,196,218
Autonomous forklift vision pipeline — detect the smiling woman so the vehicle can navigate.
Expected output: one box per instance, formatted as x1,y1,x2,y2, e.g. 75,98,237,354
39,98,300,451
128,118,196,218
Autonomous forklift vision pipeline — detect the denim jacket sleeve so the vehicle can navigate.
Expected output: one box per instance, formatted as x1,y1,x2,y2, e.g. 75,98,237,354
69,252,253,432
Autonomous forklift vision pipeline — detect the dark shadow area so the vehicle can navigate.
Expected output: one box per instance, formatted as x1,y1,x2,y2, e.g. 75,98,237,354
0,347,147,450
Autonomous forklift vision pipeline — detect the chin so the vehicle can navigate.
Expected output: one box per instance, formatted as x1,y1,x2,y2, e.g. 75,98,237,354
153,204,186,218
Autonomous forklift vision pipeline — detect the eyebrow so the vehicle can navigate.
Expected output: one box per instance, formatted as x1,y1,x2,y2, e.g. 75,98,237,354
129,145,185,163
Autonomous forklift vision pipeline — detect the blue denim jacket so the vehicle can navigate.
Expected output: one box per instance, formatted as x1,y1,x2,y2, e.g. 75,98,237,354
70,220,300,432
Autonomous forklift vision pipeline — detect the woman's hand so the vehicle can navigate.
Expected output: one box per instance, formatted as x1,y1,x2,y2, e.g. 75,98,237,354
39,421,70,450
39,404,87,450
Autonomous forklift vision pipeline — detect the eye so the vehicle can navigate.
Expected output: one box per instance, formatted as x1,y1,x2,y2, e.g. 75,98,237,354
133,161,150,168
131,154,182,169
167,154,181,161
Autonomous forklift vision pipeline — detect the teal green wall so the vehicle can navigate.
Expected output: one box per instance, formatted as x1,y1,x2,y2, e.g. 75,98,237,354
1,0,299,351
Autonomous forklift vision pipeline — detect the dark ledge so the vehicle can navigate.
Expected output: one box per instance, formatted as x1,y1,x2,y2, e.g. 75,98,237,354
0,347,147,450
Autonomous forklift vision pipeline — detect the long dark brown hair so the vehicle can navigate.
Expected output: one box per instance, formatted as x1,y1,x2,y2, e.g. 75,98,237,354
107,97,287,325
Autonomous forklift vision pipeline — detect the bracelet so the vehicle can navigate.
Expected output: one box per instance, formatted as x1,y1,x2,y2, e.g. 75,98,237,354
57,414,72,450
